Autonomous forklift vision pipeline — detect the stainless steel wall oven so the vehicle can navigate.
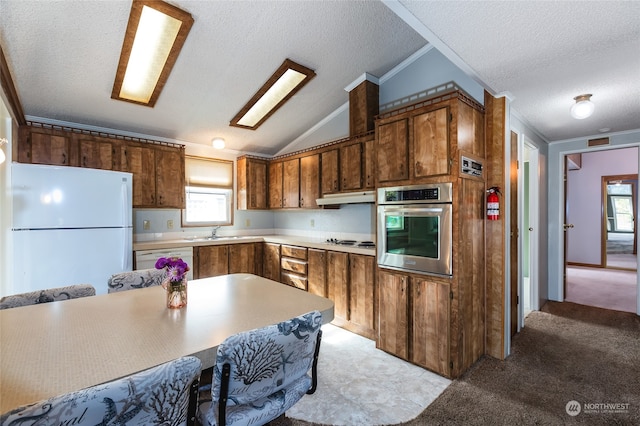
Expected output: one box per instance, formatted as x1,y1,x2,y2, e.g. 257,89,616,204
377,183,453,276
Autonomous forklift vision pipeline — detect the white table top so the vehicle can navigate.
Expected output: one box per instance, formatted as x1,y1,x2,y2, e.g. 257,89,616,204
0,274,334,413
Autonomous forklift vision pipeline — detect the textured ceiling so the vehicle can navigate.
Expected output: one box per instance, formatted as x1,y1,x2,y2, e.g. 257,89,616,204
0,1,639,155
399,0,640,142
0,0,426,155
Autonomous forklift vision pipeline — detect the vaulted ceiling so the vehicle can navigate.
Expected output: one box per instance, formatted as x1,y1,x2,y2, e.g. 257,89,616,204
1,1,638,156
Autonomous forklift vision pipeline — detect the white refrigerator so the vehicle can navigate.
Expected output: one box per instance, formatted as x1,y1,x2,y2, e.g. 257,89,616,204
11,163,133,295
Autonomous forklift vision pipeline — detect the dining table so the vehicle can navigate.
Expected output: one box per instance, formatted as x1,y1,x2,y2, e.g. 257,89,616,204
0,273,334,414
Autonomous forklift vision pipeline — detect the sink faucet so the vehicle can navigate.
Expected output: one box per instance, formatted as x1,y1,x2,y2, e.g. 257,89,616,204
211,226,221,238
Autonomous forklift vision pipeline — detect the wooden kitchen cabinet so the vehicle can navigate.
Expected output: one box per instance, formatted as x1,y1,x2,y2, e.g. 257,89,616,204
299,154,320,209
307,248,327,297
155,147,185,208
376,118,409,183
268,161,283,209
326,251,349,325
229,243,256,274
262,243,280,281
413,107,450,178
339,141,363,191
197,243,257,278
196,245,229,278
377,268,450,376
282,158,300,208
280,245,308,290
321,149,339,195
375,92,485,187
19,128,72,166
348,253,376,339
377,269,409,360
78,136,117,170
363,137,375,189
121,144,156,207
411,277,450,375
237,156,268,210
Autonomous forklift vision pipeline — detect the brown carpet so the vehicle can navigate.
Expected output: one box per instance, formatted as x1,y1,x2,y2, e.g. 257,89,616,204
272,301,640,426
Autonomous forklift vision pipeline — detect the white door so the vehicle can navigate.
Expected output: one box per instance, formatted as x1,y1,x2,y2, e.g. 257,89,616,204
519,137,540,329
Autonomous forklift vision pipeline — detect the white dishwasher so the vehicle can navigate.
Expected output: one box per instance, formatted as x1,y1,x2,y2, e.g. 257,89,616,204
135,247,194,280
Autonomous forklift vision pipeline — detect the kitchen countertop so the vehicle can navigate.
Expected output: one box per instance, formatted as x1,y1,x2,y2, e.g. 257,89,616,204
133,235,376,256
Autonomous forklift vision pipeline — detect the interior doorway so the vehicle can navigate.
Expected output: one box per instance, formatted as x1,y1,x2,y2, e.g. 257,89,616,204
522,140,539,319
564,147,639,313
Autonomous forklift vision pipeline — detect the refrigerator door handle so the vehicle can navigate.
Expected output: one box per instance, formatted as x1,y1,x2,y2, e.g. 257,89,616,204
121,178,131,226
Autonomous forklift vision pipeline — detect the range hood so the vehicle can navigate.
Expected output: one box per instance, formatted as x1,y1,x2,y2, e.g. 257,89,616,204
315,191,375,206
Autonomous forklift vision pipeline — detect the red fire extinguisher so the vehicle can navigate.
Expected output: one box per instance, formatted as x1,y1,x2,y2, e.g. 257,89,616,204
487,186,501,220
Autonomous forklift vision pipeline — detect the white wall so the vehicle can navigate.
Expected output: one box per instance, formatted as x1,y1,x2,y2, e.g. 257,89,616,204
547,129,640,301
379,46,485,107
511,113,549,304
566,147,638,265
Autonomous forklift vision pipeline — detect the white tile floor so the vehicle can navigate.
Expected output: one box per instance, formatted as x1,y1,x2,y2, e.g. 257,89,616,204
286,324,451,425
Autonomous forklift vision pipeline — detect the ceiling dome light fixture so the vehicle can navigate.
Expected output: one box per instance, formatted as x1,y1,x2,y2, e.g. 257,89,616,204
212,138,226,149
570,94,594,119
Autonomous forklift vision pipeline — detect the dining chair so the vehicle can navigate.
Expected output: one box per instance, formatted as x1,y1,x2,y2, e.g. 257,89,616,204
198,310,323,426
107,268,166,293
0,284,96,310
0,356,202,426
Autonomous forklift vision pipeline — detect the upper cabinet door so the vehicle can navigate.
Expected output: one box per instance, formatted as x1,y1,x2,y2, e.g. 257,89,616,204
155,148,185,208
269,161,283,209
363,137,375,189
79,137,115,170
300,154,320,209
122,144,156,207
376,118,409,184
237,157,268,210
321,149,339,195
413,107,449,179
27,132,71,166
340,142,363,191
282,158,300,208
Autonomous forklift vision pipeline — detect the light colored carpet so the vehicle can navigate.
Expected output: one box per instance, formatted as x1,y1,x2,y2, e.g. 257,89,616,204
566,266,637,313
286,324,451,425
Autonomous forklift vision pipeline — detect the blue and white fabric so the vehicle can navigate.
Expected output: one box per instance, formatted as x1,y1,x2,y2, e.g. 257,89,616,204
107,268,166,293
199,310,323,426
0,284,96,310
0,356,202,426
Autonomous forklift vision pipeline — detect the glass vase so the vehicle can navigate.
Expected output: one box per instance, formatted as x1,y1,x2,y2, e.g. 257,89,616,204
165,278,188,309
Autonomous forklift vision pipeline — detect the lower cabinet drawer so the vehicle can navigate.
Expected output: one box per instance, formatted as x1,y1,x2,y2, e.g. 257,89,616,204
281,258,308,274
281,245,307,260
281,272,307,291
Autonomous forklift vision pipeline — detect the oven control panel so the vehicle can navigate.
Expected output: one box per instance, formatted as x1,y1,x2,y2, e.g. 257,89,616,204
461,155,483,178
378,182,453,204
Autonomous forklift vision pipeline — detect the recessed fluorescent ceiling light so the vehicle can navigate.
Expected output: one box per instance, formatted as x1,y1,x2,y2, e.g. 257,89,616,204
112,0,193,107
230,59,316,130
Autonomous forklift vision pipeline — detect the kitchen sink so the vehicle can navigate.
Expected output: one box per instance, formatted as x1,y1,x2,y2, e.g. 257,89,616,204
184,236,246,241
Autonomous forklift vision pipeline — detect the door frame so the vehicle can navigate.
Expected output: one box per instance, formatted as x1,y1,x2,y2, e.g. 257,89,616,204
554,144,640,315
519,138,540,328
601,174,638,268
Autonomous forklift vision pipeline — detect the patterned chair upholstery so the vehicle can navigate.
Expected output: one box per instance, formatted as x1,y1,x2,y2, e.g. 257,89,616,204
198,311,323,426
0,356,202,426
107,268,166,293
0,284,96,310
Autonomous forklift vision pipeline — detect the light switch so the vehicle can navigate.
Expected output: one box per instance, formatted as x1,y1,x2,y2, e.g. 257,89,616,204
143,220,150,230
